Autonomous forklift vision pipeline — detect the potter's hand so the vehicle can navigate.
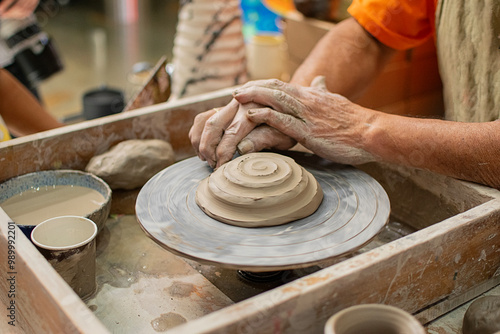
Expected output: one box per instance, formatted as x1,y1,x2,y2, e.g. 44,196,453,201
0,0,39,19
233,77,376,165
235,76,334,156
188,78,326,168
235,78,334,157
237,125,296,156
189,97,296,168
190,99,264,168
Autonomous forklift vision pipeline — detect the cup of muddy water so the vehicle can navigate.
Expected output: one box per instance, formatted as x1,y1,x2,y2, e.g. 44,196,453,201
324,304,426,334
31,216,98,300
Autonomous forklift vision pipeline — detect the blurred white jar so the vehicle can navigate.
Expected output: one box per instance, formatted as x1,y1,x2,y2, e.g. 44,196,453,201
246,33,289,81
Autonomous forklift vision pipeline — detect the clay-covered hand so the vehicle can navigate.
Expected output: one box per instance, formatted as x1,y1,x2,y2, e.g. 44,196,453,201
188,79,328,168
0,0,39,19
189,96,296,168
233,77,377,165
237,125,296,157
237,76,330,156
189,99,263,168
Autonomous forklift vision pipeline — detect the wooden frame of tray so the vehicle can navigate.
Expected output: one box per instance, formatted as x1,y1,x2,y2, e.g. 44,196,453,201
0,87,499,333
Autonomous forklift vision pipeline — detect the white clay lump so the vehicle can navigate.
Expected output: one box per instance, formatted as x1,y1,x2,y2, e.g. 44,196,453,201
196,152,324,227
86,139,175,190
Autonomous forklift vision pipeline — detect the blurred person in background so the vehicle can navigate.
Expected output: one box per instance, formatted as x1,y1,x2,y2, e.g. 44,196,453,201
0,68,62,140
0,0,63,140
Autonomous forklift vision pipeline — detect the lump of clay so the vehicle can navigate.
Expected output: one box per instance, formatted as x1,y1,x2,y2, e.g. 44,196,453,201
196,152,323,227
86,139,175,190
462,295,500,334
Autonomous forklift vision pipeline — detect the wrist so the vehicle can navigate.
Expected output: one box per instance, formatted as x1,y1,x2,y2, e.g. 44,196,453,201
359,108,387,162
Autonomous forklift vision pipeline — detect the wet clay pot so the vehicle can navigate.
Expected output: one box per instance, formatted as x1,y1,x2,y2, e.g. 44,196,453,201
462,295,500,334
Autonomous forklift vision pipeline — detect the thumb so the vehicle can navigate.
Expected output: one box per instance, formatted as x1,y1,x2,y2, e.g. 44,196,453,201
246,108,306,142
237,125,297,155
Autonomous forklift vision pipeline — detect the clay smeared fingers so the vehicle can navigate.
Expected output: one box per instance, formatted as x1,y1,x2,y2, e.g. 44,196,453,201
238,78,300,96
189,108,218,160
246,107,308,143
237,125,297,155
197,99,240,167
214,102,261,168
233,86,304,118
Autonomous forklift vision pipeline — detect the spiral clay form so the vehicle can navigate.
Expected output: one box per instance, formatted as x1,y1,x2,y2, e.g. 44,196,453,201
196,152,324,227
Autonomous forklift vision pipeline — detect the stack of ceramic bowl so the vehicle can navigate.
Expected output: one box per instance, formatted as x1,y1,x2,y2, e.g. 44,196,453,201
170,0,248,99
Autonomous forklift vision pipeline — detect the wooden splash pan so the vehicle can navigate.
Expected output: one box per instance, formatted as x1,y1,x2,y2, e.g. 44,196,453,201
0,87,499,333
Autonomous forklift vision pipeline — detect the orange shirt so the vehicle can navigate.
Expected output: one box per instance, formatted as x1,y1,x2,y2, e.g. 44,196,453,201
348,0,438,50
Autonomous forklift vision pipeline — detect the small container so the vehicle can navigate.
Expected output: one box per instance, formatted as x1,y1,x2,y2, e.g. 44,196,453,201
31,216,98,300
246,33,289,80
324,304,426,334
82,86,125,120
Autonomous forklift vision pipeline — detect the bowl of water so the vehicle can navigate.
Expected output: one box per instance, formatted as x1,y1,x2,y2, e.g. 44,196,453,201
0,170,111,237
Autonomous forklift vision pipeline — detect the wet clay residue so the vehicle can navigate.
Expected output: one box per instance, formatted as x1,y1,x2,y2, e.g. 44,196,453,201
166,281,198,298
94,216,192,291
48,241,96,300
151,312,187,332
196,152,323,227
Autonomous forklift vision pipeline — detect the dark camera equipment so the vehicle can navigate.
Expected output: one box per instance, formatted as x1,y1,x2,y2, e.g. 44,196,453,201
0,14,63,91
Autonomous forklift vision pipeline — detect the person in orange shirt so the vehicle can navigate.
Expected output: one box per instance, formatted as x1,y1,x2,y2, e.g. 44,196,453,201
189,0,500,190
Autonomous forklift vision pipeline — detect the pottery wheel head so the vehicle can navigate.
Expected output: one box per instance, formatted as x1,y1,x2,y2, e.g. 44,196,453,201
195,152,324,227
136,151,391,271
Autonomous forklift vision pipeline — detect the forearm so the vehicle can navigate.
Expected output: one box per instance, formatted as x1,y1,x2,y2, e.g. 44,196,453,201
0,69,63,136
231,76,500,189
291,17,396,100
366,112,500,189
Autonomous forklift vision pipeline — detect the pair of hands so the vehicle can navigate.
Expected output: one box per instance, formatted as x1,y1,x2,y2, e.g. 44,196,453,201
189,77,376,169
0,0,39,19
